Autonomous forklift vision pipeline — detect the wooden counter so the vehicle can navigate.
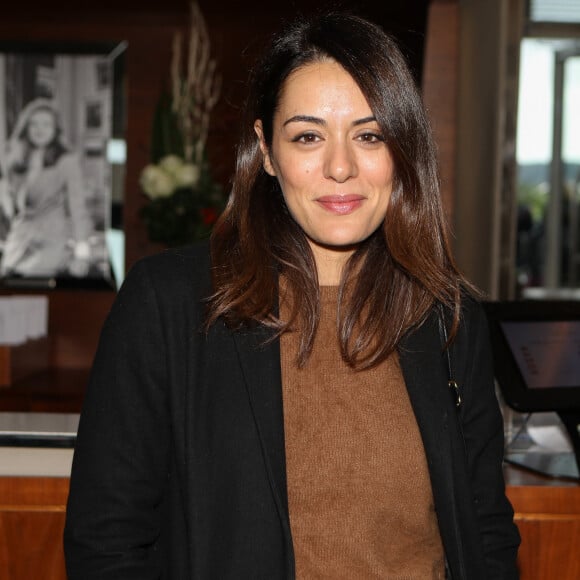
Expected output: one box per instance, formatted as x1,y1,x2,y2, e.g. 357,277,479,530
0,414,75,579
0,462,578,579
0,476,69,580
506,465,580,580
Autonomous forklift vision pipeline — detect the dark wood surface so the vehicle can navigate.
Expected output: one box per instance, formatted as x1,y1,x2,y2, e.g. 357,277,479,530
422,0,459,220
0,368,88,413
0,288,114,413
506,465,580,579
0,477,69,580
0,468,577,580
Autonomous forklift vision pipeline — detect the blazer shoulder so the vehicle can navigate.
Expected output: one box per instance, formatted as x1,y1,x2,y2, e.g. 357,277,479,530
458,293,489,339
460,290,484,314
125,241,212,299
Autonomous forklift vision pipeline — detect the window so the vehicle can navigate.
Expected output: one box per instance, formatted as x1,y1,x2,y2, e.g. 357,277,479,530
529,0,580,24
512,2,580,297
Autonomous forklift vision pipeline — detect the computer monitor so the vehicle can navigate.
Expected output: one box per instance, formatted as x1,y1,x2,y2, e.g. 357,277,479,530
483,300,580,479
484,300,580,412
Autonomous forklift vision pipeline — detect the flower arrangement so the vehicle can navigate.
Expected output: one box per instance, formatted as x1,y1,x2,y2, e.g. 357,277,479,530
139,1,224,247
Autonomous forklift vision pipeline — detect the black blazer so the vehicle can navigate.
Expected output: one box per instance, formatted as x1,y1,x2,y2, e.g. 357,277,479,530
64,243,520,579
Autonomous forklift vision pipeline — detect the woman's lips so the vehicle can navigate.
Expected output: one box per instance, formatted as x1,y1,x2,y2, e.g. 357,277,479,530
316,195,365,215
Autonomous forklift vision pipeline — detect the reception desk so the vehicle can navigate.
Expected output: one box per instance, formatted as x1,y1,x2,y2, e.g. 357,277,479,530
506,467,580,579
0,474,69,580
0,413,75,580
1,413,579,580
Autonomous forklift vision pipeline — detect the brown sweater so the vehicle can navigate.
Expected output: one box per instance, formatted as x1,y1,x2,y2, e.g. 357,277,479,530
280,285,445,579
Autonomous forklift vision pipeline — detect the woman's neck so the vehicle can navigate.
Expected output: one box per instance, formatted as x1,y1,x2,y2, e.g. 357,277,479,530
309,241,356,286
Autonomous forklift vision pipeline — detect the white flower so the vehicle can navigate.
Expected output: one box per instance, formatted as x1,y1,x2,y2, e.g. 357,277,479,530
174,163,201,188
140,164,175,199
159,155,184,176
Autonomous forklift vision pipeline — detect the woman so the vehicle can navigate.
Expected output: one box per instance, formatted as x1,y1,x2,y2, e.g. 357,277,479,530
0,99,92,278
64,12,520,579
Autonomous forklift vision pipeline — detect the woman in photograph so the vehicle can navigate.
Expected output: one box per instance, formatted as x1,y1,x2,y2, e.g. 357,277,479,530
64,12,520,579
0,98,93,278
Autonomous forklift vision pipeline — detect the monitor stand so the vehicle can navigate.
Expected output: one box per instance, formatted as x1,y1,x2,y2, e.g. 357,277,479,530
558,411,580,477
504,411,580,481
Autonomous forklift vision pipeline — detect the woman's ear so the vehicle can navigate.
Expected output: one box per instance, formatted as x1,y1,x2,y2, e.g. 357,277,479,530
254,120,276,176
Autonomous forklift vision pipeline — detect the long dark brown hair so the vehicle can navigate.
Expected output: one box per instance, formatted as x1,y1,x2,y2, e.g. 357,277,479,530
208,12,469,368
10,100,68,174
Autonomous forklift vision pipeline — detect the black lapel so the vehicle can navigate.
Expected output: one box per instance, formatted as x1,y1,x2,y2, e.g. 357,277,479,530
231,325,290,521
398,311,463,575
398,312,452,459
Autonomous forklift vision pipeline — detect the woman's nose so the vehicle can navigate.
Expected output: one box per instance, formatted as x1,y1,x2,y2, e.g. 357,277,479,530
323,140,358,182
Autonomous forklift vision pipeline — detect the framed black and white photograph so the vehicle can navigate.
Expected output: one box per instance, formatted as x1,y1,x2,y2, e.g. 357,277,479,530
0,41,126,289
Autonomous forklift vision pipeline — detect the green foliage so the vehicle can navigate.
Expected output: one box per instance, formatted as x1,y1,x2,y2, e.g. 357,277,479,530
518,182,548,222
150,92,185,163
139,165,224,247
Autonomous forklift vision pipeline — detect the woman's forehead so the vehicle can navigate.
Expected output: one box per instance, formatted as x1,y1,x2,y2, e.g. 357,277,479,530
276,60,371,119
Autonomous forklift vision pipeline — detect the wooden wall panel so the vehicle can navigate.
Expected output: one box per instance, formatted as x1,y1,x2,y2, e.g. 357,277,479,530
515,518,580,579
507,483,580,579
0,512,67,580
422,0,459,220
0,477,69,580
1,475,578,580
48,291,115,369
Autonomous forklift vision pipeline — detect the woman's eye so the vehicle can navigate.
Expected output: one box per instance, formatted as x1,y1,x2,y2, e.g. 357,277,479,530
292,133,321,144
357,132,384,144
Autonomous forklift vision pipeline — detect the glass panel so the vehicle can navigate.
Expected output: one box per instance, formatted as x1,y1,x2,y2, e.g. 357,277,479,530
562,56,580,285
515,38,580,297
0,42,126,289
530,0,580,24
516,39,554,291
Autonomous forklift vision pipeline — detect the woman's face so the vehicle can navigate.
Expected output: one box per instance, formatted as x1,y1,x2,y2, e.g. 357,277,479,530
255,59,394,272
27,109,57,148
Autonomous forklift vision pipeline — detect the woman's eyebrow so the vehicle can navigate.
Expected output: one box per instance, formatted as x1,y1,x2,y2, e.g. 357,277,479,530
353,116,377,126
283,115,324,127
282,114,378,127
